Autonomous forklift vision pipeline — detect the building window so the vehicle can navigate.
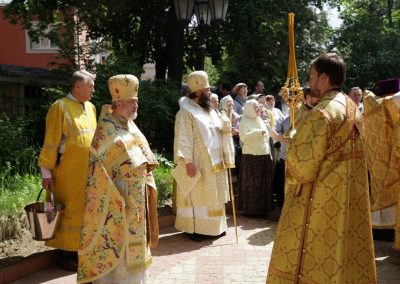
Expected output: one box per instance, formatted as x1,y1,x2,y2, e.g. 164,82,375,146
29,36,58,50
26,24,59,53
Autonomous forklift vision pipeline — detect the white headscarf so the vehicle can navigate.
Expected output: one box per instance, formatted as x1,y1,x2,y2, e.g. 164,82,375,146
219,95,233,112
242,99,266,130
239,99,271,156
219,96,236,168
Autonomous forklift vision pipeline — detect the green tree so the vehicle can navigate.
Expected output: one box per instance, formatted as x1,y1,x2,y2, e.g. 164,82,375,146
214,0,333,93
332,0,400,90
4,0,338,90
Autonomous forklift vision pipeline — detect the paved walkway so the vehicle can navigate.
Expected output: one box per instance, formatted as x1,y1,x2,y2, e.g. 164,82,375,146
10,215,400,283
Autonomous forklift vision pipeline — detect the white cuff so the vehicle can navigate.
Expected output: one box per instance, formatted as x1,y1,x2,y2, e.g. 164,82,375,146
40,167,52,179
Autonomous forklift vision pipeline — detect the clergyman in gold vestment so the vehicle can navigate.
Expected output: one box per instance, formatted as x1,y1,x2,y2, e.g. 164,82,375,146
78,74,159,283
267,53,376,283
363,78,400,250
173,71,230,242
38,70,97,270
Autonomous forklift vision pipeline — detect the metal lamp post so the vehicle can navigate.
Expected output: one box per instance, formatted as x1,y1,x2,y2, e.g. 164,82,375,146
194,0,211,70
168,0,196,86
172,0,229,72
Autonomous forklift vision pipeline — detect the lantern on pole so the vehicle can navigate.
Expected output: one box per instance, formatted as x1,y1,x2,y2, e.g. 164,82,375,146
194,0,211,25
173,0,195,25
209,0,229,24
280,13,303,139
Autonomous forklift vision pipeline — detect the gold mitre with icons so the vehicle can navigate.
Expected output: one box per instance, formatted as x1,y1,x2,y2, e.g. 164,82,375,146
108,74,139,102
187,70,210,93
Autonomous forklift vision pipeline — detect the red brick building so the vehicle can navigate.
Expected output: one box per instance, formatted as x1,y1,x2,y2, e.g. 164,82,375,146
0,1,70,115
0,4,62,69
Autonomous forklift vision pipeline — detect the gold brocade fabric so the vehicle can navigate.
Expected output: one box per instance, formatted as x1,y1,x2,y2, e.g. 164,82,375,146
393,120,400,158
77,105,158,283
267,91,376,283
392,120,400,250
38,97,97,251
173,108,230,208
220,113,235,168
363,90,400,212
294,103,313,128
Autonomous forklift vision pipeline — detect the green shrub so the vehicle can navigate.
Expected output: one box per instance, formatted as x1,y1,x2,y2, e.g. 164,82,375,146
0,113,39,175
0,166,42,241
153,152,174,208
135,80,180,151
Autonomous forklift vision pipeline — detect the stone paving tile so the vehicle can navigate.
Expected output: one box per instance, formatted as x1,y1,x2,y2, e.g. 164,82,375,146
9,215,400,283
149,215,400,284
149,217,281,284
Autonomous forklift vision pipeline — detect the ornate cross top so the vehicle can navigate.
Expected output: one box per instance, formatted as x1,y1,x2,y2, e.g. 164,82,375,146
281,13,304,138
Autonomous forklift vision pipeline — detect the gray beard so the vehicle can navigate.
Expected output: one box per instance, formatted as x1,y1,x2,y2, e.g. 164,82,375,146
120,111,137,121
128,112,138,120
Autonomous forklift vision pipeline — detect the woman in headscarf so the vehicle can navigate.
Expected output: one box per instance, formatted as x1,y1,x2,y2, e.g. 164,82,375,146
219,95,240,178
238,99,274,217
219,95,239,134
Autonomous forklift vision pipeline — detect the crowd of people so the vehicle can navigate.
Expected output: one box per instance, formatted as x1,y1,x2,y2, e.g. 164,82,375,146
37,51,400,283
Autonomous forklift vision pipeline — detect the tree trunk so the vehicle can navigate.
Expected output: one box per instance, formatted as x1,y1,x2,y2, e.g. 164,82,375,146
166,5,184,87
155,49,168,80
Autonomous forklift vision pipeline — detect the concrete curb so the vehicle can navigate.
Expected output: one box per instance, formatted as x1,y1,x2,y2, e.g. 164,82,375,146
0,215,176,284
0,250,58,284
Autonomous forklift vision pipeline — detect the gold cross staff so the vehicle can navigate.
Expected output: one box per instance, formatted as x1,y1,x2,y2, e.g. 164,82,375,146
280,13,304,139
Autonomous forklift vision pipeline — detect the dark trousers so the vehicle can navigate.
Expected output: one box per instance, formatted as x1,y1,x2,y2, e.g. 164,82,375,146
272,159,285,206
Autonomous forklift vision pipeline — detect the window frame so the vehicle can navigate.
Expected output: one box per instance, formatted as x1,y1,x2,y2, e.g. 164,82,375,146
25,23,59,53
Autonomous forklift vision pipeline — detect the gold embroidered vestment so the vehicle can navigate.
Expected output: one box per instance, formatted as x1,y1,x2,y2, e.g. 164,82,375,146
267,91,376,283
38,97,97,251
77,105,158,283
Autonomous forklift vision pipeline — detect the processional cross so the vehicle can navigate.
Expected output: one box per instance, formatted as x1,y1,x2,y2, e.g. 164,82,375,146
280,13,304,139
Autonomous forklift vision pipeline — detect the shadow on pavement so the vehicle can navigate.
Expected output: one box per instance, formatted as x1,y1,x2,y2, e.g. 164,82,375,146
232,214,278,232
152,230,219,257
10,266,75,284
247,228,275,246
